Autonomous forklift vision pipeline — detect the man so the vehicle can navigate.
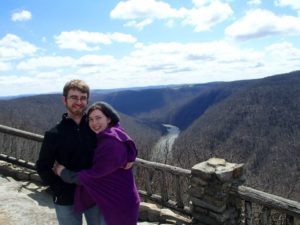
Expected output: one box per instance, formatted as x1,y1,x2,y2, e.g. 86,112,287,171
36,80,105,225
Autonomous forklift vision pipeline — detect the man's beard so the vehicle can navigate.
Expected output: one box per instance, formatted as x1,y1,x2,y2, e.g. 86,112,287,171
66,104,86,117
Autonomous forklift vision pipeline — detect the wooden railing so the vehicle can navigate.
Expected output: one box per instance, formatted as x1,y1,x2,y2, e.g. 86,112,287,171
0,124,300,224
232,185,300,225
135,158,191,215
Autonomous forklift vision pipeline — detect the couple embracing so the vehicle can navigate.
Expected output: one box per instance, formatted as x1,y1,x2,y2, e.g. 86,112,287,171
36,79,140,225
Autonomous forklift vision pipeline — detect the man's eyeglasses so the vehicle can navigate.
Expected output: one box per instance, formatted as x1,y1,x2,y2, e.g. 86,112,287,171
67,96,88,102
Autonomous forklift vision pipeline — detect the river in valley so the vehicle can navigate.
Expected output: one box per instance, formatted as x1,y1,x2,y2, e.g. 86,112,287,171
151,124,180,164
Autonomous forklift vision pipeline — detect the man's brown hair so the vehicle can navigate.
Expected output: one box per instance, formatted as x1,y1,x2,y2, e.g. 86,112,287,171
63,79,90,98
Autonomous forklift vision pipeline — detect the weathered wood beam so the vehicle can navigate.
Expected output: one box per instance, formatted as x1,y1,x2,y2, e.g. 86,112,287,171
0,124,43,142
135,158,191,176
245,200,253,225
232,185,300,217
0,153,36,170
175,175,184,209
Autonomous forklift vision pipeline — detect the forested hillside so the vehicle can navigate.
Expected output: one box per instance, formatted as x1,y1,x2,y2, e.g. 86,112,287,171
172,71,300,201
0,94,64,133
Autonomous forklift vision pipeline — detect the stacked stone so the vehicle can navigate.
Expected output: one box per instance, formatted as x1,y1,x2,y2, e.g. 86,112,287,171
139,202,191,224
189,158,244,225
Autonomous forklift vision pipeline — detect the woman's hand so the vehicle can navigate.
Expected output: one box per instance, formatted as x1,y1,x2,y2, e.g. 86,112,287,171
53,161,65,176
124,162,134,170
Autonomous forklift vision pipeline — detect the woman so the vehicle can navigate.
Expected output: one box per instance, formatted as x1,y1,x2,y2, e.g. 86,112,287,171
54,101,140,225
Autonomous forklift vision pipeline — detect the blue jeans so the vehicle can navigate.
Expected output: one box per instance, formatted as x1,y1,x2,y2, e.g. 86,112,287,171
54,204,105,225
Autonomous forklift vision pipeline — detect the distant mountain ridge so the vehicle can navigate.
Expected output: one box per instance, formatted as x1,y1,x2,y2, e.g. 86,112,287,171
95,82,223,125
0,83,206,99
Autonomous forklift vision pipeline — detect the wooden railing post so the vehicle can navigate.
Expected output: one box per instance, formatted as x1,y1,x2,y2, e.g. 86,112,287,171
190,157,244,225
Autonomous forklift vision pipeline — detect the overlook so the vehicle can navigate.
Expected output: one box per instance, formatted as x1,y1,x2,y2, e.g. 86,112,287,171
0,124,300,225
1,71,300,224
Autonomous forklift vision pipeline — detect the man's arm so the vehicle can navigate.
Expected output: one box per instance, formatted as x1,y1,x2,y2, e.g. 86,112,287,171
36,132,64,194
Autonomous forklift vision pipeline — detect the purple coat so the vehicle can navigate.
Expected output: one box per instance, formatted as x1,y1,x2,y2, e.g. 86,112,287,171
74,124,140,225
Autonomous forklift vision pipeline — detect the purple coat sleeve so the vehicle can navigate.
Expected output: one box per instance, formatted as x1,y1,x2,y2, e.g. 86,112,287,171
127,141,137,162
78,137,128,181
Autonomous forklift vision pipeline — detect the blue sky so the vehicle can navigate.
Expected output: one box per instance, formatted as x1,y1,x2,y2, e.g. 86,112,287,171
1,0,300,97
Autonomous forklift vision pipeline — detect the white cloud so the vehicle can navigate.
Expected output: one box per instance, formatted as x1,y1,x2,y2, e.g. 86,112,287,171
115,41,264,86
16,54,117,75
0,62,11,71
11,10,32,22
128,41,262,68
1,39,299,96
54,30,110,51
109,32,137,43
127,40,298,83
124,19,153,30
35,71,63,79
192,0,214,7
225,9,300,40
0,34,38,61
182,1,233,32
0,75,35,86
110,0,178,20
111,0,233,32
17,56,75,70
0,74,66,96
247,0,262,5
165,19,175,28
275,0,300,10
110,0,179,29
54,30,136,51
266,42,300,61
77,55,116,67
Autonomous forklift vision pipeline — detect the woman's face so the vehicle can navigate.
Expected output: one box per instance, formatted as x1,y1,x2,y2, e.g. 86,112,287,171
88,109,111,134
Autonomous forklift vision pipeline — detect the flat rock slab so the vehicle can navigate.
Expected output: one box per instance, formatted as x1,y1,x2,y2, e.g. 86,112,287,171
0,175,168,225
0,175,57,225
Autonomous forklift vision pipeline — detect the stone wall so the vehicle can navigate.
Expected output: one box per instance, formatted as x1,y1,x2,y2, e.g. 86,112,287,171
190,158,244,225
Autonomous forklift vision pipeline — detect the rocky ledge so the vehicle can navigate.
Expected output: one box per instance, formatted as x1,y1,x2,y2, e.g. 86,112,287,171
0,160,190,225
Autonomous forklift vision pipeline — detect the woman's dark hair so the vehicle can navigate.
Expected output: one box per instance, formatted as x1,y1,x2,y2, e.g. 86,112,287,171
87,101,120,125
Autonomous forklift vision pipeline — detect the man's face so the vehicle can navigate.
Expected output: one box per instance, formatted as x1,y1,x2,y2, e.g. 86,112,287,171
63,89,88,117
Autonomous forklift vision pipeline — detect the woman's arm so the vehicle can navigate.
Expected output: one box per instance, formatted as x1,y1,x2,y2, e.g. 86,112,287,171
60,169,79,184
53,161,79,184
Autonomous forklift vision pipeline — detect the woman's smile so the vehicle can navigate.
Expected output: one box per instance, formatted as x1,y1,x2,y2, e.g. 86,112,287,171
88,109,111,134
